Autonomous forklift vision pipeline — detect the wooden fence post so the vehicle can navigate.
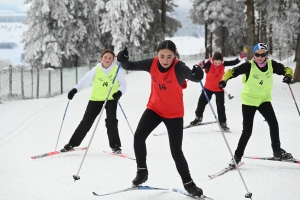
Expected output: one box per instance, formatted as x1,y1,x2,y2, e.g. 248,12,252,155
31,67,33,99
75,66,78,83
21,67,24,99
48,70,51,97
60,67,63,94
9,65,12,97
37,67,39,99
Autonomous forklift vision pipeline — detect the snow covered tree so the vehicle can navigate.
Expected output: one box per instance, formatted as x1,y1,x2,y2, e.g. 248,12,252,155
65,0,102,66
212,0,245,56
255,0,299,60
190,0,245,57
23,0,102,68
22,0,73,68
96,0,154,53
190,0,212,58
163,0,182,38
138,0,182,54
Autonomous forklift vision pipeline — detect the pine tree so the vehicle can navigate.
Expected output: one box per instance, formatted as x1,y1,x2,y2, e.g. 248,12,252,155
190,0,245,56
96,0,153,53
138,0,182,55
66,0,103,66
213,0,245,56
256,0,299,60
22,0,73,68
190,0,211,58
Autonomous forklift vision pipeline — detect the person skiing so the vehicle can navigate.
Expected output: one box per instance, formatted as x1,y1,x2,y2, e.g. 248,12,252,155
218,42,294,166
190,50,246,132
62,49,127,154
117,40,205,197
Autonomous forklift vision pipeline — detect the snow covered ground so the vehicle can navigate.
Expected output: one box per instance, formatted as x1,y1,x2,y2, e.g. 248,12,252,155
0,54,299,199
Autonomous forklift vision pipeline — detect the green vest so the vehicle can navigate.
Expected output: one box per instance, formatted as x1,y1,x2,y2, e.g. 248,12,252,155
90,65,119,101
241,59,273,106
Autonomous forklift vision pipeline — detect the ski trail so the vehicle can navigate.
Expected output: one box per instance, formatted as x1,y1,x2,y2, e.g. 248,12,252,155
0,100,63,149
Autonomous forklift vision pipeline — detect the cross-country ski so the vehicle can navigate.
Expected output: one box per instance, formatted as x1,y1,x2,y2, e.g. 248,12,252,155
93,185,169,196
153,121,217,136
209,162,245,179
31,147,87,159
103,150,136,160
183,121,217,129
172,188,213,200
244,156,300,164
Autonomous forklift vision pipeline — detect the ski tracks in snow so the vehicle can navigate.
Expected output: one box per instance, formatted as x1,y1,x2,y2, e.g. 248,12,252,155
0,99,63,149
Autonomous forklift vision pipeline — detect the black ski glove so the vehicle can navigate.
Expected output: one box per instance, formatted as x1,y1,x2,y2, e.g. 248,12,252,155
282,75,292,84
68,88,77,100
192,64,204,80
219,80,227,90
117,47,129,63
112,90,122,101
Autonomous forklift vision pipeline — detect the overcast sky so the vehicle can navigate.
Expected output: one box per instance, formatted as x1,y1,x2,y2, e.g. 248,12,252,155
0,0,28,13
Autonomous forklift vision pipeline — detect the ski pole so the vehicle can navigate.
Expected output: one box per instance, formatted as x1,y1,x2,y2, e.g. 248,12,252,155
224,89,234,100
288,84,300,116
118,102,134,135
54,100,70,151
73,63,121,182
199,81,252,199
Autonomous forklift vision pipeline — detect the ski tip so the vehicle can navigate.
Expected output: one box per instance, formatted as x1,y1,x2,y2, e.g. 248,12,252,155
208,175,216,179
93,192,108,196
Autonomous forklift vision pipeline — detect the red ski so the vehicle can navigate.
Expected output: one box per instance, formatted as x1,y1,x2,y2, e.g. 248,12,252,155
31,147,87,159
103,151,136,160
244,156,300,164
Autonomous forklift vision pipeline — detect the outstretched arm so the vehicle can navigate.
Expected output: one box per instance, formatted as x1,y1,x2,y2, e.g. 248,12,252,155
223,51,246,67
222,62,251,81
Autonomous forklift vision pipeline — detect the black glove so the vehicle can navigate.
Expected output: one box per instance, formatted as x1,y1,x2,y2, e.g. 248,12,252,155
192,64,204,80
117,47,129,63
112,90,122,101
68,88,77,100
282,75,292,84
219,80,227,90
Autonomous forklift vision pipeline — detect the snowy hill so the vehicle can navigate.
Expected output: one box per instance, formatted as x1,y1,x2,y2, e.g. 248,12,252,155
0,22,26,65
0,56,299,199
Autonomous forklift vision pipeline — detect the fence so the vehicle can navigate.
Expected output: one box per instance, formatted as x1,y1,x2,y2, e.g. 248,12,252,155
0,65,93,103
0,51,179,103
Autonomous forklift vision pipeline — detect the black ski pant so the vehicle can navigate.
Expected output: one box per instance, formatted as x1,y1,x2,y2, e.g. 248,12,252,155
134,109,192,183
195,88,226,123
68,100,121,148
234,102,280,158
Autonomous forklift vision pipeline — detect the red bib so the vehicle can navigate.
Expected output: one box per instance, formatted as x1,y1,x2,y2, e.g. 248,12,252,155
204,59,225,91
147,57,184,118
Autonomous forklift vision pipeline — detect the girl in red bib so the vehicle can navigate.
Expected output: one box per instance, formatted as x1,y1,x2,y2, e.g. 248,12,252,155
117,40,205,198
190,51,245,131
